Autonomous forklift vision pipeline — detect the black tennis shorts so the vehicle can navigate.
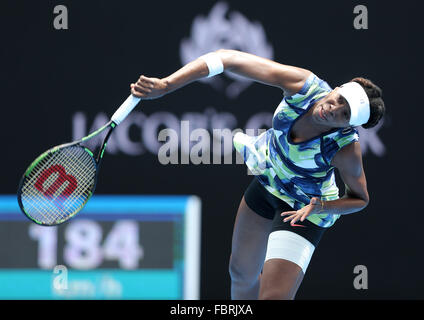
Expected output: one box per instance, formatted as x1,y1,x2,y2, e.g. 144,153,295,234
244,177,327,247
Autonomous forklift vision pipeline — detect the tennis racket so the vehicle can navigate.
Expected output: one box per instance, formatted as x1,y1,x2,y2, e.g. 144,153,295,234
17,94,141,226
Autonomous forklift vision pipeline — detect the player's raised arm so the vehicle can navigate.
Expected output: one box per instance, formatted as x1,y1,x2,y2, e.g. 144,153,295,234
215,49,312,96
130,49,312,99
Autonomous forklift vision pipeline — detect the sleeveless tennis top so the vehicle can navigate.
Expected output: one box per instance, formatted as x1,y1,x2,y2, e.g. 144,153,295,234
233,73,359,228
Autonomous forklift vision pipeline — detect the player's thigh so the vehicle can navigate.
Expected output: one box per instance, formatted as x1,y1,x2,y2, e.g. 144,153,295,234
258,212,326,300
229,196,273,279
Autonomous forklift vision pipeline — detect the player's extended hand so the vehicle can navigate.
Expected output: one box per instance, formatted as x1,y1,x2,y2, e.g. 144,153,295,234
281,197,323,225
130,75,168,100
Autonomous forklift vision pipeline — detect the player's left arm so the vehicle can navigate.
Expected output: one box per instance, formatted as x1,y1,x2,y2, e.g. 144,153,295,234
281,141,370,224
325,141,370,215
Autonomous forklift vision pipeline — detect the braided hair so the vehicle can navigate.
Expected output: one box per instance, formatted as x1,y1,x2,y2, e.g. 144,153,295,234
350,77,385,129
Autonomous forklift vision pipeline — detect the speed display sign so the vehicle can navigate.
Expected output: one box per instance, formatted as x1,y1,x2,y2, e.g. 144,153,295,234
0,195,201,299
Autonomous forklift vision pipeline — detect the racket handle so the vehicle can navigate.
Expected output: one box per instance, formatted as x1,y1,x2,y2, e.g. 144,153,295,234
111,95,141,125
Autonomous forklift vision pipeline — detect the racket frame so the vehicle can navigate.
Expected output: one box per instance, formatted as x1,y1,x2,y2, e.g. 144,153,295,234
17,120,117,226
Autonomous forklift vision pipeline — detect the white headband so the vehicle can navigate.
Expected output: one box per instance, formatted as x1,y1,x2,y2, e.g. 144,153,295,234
339,82,370,126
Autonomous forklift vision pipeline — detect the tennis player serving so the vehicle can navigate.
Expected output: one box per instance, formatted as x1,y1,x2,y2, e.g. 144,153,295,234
130,50,385,299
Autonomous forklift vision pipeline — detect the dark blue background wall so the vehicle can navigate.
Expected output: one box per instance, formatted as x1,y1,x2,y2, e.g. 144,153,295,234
1,0,421,299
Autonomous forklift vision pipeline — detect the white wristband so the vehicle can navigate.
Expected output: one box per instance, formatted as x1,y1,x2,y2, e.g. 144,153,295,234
200,52,224,78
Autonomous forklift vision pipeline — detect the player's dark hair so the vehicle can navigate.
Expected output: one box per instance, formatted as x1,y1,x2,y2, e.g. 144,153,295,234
350,77,385,129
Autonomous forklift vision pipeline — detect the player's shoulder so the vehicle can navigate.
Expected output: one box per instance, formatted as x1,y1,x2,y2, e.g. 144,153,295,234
285,73,332,103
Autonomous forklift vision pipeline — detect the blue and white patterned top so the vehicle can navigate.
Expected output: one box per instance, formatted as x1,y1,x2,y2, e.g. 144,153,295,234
233,73,359,227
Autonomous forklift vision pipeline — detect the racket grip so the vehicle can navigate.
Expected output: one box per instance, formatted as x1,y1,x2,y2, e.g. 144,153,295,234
111,95,141,125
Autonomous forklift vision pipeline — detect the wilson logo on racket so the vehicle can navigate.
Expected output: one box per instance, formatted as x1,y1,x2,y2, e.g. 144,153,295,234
18,94,141,226
34,164,78,203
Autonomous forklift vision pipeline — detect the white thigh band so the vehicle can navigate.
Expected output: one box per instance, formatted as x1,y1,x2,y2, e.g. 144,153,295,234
265,230,315,274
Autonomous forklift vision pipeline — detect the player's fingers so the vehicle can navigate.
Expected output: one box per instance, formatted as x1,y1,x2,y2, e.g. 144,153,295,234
131,87,146,98
136,77,154,90
281,211,296,216
290,215,300,225
134,83,152,94
283,214,295,222
139,75,155,85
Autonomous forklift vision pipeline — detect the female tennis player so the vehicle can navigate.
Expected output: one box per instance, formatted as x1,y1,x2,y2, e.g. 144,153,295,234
129,50,385,300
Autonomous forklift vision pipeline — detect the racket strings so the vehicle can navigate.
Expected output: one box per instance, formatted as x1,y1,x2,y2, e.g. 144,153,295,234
26,147,95,221
21,146,96,224
22,162,77,223
22,150,94,224
21,156,63,224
